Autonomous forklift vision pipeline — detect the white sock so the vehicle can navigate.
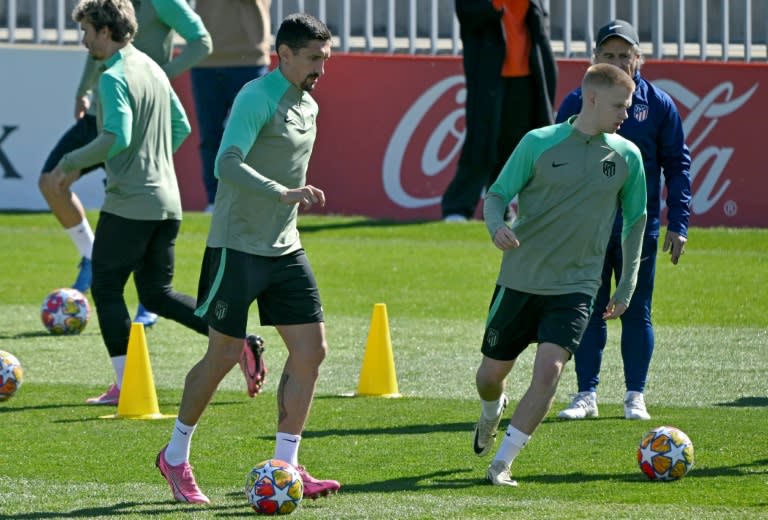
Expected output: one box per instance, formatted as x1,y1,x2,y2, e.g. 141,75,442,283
493,425,531,467
165,419,197,465
66,220,94,259
274,432,301,466
481,397,505,419
111,356,126,389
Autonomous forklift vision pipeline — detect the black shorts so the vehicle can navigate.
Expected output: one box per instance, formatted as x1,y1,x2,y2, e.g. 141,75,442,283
481,286,593,361
41,114,102,175
195,247,324,338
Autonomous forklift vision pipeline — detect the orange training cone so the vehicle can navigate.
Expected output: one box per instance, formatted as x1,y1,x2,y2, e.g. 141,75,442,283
356,303,401,397
101,322,175,420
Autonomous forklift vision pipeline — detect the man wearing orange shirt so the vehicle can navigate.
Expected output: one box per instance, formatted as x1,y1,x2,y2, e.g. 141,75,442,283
442,0,557,222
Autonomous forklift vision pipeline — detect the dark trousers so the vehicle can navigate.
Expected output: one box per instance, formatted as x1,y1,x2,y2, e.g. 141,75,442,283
190,65,268,205
91,212,208,357
575,233,659,393
442,76,536,218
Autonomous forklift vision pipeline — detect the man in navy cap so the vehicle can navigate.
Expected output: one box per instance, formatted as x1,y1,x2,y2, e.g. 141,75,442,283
555,19,692,421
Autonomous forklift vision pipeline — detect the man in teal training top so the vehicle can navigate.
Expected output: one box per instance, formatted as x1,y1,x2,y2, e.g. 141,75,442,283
156,13,341,504
52,0,211,407
38,0,212,329
471,63,648,487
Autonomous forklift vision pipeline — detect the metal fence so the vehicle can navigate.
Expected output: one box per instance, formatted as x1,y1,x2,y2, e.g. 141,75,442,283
1,0,766,61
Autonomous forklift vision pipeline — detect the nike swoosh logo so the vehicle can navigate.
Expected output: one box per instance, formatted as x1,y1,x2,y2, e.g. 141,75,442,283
609,24,623,30
473,432,491,454
284,438,298,443
552,161,568,168
176,427,188,436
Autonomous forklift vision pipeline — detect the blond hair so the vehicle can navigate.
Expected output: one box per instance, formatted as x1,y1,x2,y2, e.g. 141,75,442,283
582,63,635,94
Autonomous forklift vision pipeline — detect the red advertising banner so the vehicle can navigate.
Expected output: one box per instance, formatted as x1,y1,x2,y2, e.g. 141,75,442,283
171,55,766,227
639,61,763,228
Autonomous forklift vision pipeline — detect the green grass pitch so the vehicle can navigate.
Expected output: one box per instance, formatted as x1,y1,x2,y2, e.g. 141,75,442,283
0,212,766,519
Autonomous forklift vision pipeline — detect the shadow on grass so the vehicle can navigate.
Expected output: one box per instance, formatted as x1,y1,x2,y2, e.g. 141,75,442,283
338,468,480,493
0,330,59,339
715,396,768,407
298,218,431,233
0,330,102,340
688,458,768,478
0,402,95,414
6,500,245,519
293,414,629,440
49,400,248,423
217,459,768,497
302,421,472,438
522,457,768,486
221,468,478,497
0,398,243,420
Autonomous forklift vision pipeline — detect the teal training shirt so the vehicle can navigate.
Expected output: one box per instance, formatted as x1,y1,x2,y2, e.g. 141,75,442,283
60,45,191,221
207,68,319,256
484,117,647,305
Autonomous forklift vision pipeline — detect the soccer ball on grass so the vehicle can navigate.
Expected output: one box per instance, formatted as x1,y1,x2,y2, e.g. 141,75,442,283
0,350,23,401
245,459,303,515
41,288,90,335
637,425,694,481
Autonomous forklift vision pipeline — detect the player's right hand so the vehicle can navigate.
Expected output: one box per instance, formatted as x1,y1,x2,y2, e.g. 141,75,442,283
602,298,628,320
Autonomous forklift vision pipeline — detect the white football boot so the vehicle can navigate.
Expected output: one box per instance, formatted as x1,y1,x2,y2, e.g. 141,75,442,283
557,391,599,419
624,391,651,420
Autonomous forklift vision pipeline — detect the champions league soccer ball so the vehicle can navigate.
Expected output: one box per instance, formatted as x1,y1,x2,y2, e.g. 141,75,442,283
637,425,695,481
245,459,303,515
40,288,91,335
0,350,23,401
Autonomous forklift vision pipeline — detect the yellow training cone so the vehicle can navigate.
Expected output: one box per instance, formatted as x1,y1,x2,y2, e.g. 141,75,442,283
356,303,401,397
101,322,174,420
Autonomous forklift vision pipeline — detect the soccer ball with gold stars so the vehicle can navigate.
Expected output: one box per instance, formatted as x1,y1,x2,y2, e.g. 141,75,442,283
637,425,694,480
246,459,303,514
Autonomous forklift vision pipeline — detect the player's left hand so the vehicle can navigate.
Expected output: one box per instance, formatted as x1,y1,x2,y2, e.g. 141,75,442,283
602,298,627,320
492,226,520,250
662,231,687,265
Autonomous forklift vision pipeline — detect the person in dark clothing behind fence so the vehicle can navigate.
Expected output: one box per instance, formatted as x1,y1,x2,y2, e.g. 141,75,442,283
441,0,557,222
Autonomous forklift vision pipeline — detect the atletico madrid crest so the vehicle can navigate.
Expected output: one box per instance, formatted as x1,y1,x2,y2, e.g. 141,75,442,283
633,104,649,122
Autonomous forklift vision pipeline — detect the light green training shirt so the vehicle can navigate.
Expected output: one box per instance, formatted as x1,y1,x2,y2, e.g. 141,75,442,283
484,117,648,306
59,45,191,221
208,68,319,256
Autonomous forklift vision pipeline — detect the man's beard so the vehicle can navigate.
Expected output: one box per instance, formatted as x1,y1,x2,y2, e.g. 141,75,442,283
301,75,320,92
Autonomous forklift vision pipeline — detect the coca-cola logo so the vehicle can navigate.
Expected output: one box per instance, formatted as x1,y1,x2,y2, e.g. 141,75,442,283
382,75,465,208
383,74,758,220
654,79,757,216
